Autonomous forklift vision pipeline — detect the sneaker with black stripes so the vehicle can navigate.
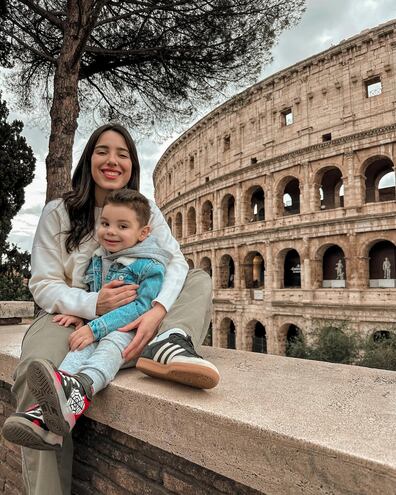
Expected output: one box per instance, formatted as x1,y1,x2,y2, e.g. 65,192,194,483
2,404,63,450
136,333,220,389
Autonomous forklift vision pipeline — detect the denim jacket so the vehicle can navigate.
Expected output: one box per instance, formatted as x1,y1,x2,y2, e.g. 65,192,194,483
84,236,171,340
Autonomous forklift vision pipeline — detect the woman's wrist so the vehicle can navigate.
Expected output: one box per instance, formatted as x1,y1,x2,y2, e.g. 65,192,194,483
152,302,167,319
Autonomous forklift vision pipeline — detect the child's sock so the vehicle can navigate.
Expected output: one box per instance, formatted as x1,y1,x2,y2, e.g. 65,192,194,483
152,328,187,342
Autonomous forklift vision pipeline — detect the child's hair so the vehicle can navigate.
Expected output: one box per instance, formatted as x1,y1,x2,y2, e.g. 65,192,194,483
104,189,151,227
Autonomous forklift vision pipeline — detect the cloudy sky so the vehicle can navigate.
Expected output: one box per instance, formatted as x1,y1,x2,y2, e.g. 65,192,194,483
5,0,396,253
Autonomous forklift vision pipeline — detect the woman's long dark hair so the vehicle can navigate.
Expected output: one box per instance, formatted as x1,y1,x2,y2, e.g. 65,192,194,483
63,123,140,253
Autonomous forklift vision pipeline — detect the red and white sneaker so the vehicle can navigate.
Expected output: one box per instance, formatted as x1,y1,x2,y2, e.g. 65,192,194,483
2,404,63,450
27,359,93,436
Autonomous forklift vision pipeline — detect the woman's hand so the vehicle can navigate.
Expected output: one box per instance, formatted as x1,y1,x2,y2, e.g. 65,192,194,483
119,303,167,362
53,314,84,329
69,325,95,351
96,280,139,315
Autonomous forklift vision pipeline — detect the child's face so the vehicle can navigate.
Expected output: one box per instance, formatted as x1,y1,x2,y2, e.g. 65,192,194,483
97,204,149,253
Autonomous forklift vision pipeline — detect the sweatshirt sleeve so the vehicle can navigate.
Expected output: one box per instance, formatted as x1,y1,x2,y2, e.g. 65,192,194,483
148,200,188,311
29,201,99,320
88,260,165,340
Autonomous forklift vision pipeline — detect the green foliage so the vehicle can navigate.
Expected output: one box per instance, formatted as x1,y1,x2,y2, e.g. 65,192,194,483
0,94,35,300
287,322,361,365
358,331,396,371
0,92,36,254
0,242,32,301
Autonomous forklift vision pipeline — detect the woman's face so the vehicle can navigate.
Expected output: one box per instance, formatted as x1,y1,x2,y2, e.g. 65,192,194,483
91,130,132,206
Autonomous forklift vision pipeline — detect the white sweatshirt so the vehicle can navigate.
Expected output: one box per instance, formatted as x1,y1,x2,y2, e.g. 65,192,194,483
29,199,189,320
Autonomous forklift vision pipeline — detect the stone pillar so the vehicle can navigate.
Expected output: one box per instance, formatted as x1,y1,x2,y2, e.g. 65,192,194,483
264,175,274,221
299,162,311,214
235,183,243,225
210,247,217,289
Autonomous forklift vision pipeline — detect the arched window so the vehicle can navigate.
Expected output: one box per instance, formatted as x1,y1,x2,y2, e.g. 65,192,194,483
369,241,396,287
252,322,267,353
202,200,214,231
167,217,172,232
221,194,235,227
175,212,183,240
186,258,194,270
199,257,212,277
322,245,346,288
219,318,236,349
244,251,265,288
246,186,265,222
187,207,196,236
318,167,344,210
283,178,300,215
227,320,236,349
286,325,302,356
284,250,301,288
365,158,395,203
219,255,235,288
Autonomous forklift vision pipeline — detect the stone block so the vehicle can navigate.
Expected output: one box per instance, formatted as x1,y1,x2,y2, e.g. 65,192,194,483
0,302,34,320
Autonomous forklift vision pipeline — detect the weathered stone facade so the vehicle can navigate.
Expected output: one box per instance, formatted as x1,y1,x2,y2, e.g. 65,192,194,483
153,20,396,355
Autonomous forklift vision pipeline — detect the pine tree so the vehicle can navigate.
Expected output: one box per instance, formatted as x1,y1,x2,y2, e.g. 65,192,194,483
0,93,35,300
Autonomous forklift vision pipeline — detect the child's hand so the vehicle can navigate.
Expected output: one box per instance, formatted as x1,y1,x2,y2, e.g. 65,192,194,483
69,325,94,351
53,314,84,330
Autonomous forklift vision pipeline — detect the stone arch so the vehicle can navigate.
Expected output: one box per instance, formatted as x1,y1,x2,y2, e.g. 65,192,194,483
246,320,267,353
202,200,214,232
244,185,265,222
221,193,236,227
186,258,194,270
199,256,212,277
283,249,301,288
368,240,396,288
219,254,235,288
187,206,196,236
281,177,300,216
219,317,236,349
279,323,303,356
315,166,344,210
175,212,183,239
372,330,391,342
321,245,346,288
167,216,172,232
243,251,265,288
363,156,395,203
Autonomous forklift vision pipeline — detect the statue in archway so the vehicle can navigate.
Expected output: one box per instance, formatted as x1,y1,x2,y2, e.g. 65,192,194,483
335,259,344,280
383,257,391,279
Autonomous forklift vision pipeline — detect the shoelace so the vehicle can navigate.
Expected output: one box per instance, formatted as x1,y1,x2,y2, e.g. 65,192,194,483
169,334,203,359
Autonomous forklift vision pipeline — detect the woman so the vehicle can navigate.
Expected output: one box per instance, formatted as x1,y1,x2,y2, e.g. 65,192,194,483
3,123,218,495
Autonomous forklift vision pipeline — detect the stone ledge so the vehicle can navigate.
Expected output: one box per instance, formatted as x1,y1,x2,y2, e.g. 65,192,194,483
0,325,396,494
0,301,34,319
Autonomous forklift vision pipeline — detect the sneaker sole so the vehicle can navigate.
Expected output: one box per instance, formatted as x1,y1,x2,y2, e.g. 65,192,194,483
136,358,220,389
2,417,62,451
27,359,72,436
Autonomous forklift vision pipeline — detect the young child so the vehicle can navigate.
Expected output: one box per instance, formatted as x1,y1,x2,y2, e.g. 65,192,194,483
25,189,172,445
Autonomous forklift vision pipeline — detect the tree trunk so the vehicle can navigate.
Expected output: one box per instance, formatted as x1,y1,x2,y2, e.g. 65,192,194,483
45,0,96,202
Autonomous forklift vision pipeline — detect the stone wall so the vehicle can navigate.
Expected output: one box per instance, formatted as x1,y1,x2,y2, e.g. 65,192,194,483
152,19,396,354
1,321,396,495
0,380,261,495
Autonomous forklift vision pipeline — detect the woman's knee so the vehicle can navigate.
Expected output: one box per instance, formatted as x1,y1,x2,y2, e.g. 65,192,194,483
187,269,212,291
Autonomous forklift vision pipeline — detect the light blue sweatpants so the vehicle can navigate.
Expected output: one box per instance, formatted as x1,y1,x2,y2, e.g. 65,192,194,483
59,331,136,394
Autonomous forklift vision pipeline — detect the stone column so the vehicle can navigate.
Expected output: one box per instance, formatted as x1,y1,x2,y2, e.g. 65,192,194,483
264,175,274,221
235,183,243,225
299,164,311,214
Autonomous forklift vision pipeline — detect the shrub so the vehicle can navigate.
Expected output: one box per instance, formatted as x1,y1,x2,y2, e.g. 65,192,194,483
358,331,396,371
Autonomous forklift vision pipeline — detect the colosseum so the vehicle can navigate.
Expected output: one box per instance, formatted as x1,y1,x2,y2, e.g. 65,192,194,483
153,19,396,356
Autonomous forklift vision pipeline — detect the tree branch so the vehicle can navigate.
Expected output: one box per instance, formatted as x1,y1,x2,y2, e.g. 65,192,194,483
18,0,64,30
